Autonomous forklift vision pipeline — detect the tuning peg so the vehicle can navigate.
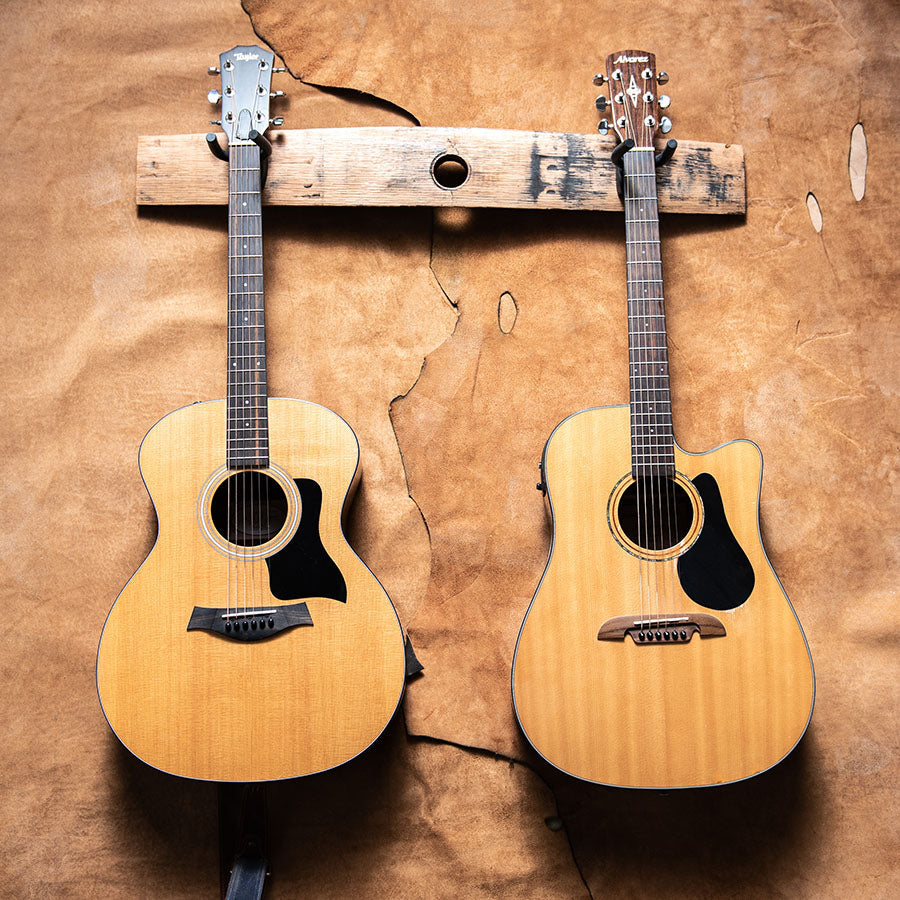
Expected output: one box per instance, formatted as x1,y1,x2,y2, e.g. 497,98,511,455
207,89,221,105
270,90,285,99
272,67,287,73
658,94,671,109
597,119,610,135
209,119,222,126
592,73,607,86
270,117,284,126
208,66,220,76
594,95,608,113
660,116,673,133
657,71,669,85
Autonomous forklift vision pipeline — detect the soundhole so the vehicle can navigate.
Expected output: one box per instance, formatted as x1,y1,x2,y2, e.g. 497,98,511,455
210,471,288,547
617,476,695,551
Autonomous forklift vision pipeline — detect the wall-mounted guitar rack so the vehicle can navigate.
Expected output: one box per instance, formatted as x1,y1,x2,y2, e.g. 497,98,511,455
136,126,745,214
133,122,743,900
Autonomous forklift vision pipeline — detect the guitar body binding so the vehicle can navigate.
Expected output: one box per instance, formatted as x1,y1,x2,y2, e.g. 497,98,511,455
512,404,815,789
96,398,406,783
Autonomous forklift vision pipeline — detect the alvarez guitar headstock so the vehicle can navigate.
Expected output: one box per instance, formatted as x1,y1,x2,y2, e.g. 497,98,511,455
594,50,672,146
207,45,285,149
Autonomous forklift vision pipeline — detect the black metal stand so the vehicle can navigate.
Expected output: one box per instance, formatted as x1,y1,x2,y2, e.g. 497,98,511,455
611,137,678,199
206,128,273,188
218,784,269,900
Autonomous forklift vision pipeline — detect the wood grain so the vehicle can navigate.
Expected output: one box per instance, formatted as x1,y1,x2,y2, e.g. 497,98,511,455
136,127,745,213
512,405,814,789
96,398,406,782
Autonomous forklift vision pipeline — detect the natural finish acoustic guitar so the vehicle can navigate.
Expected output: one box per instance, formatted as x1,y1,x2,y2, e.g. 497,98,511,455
97,46,406,782
512,51,814,789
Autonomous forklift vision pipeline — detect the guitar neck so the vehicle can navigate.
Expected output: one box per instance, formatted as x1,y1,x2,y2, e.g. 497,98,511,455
226,141,269,469
623,147,674,478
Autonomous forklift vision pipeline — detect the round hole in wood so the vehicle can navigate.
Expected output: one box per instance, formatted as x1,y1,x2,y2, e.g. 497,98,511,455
431,153,470,190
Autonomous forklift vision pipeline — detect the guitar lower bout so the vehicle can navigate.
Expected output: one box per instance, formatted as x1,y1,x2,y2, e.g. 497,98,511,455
513,404,814,789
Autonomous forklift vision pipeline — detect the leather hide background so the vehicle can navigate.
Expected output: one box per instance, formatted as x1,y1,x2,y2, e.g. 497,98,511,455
1,0,896,896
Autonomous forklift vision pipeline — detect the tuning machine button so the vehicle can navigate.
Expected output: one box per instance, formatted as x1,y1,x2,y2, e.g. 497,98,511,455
592,73,607,85
594,95,608,112
657,71,669,85
660,116,673,134
273,66,287,73
208,66,220,76
270,90,285,99
207,89,221,105
209,119,222,126
270,117,284,126
658,94,671,109
597,119,610,135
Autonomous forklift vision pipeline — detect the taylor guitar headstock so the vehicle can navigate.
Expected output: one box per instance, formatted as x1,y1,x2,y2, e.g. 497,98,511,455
205,45,287,175
592,50,676,189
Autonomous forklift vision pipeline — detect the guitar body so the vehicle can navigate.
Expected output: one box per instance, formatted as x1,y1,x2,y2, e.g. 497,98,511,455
512,405,814,789
97,398,406,782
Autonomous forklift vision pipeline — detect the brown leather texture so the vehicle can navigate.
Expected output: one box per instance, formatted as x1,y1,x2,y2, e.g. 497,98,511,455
2,0,897,896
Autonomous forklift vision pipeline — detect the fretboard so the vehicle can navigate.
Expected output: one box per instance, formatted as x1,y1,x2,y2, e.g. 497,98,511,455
226,142,269,469
623,147,674,478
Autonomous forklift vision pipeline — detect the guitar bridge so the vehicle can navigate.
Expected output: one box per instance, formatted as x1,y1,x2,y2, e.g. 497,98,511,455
187,602,313,642
597,613,725,644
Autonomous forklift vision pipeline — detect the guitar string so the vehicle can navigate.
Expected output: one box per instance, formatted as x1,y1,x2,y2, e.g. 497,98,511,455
624,110,644,633
625,130,652,634
631,149,657,631
252,60,269,615
635,135,666,628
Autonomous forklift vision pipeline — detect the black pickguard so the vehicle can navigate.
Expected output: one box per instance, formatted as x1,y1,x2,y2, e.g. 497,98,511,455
264,478,347,603
677,472,755,611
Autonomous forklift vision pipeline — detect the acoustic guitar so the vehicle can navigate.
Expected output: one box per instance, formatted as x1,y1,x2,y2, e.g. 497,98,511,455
97,46,406,782
512,51,814,789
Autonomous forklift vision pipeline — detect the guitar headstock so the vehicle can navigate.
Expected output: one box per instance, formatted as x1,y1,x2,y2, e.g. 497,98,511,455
207,45,285,144
594,50,671,146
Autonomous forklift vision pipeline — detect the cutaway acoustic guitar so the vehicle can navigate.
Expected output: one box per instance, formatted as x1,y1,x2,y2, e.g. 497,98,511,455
97,46,406,782
512,51,814,789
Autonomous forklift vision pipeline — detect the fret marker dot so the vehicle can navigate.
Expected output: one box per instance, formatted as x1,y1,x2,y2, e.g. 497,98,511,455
245,399,250,405
243,202,247,207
